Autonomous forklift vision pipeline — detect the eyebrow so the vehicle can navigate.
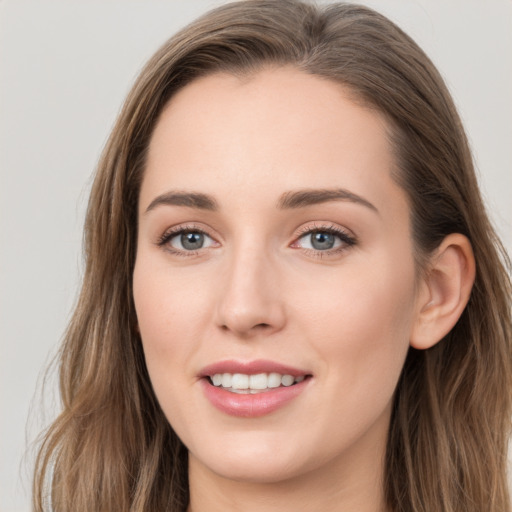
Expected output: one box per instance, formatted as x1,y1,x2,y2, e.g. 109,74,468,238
277,188,379,213
144,187,378,215
145,191,219,213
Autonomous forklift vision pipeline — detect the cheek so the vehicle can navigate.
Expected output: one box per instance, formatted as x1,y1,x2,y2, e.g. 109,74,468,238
132,256,209,431
293,253,416,404
133,252,210,341
132,255,207,385
296,255,415,335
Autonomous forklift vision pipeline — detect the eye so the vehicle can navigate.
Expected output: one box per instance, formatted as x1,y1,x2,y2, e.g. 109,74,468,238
292,225,356,254
300,231,340,251
171,231,212,251
158,226,218,254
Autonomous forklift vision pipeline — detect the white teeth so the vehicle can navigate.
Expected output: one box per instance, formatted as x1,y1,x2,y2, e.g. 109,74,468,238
281,374,295,386
209,372,307,392
268,372,282,388
231,373,249,389
211,374,223,386
249,373,268,390
221,373,232,388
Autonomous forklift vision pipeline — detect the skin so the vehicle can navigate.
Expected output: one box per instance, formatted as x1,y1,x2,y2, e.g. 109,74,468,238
133,67,473,512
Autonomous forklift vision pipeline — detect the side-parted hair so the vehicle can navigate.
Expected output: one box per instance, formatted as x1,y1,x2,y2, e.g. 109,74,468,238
34,1,512,511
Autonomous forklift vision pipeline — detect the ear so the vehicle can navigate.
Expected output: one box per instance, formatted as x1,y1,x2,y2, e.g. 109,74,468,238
410,233,475,350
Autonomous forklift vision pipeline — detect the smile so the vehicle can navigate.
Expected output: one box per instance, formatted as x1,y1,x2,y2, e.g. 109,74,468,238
200,360,312,417
209,372,306,393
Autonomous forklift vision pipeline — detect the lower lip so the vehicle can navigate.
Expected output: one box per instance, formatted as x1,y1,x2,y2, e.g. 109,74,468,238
200,378,310,418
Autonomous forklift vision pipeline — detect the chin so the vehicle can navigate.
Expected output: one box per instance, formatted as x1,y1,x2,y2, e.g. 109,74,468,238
187,430,322,485
195,453,307,484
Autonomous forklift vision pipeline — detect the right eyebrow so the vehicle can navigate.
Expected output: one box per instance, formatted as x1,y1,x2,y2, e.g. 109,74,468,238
144,191,219,214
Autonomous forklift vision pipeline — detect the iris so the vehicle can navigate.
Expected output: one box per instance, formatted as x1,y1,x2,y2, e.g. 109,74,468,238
181,232,204,250
310,232,336,250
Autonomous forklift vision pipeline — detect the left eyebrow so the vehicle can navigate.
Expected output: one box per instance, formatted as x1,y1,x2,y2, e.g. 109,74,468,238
277,188,379,214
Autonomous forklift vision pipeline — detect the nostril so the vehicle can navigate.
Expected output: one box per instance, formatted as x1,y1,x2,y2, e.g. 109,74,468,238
220,322,270,330
219,321,273,336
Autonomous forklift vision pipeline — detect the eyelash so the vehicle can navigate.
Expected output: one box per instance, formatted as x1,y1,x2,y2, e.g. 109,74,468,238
292,223,357,258
156,223,357,258
156,223,213,257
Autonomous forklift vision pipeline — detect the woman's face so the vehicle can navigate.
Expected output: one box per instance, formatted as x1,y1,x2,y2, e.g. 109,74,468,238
133,68,421,484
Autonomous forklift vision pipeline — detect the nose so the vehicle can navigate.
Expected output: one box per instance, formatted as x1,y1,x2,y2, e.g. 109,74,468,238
214,247,286,338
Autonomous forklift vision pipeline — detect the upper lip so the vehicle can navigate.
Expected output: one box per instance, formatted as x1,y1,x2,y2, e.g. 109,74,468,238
199,359,311,378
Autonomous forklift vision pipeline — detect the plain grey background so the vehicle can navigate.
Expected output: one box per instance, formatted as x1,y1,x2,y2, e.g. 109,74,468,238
1,1,511,511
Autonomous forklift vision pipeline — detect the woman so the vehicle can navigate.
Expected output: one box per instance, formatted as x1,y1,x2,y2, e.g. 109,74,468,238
33,1,512,511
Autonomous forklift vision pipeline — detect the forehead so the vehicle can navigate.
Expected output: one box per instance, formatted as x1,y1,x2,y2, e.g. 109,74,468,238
141,67,406,220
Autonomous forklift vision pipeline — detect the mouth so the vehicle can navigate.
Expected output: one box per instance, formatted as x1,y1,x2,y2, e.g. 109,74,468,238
199,360,312,417
207,372,308,394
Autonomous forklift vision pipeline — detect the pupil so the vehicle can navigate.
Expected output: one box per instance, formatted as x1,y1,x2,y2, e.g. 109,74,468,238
311,232,335,250
181,232,204,250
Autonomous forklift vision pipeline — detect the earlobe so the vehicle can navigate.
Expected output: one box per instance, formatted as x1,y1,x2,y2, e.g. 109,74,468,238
410,234,476,350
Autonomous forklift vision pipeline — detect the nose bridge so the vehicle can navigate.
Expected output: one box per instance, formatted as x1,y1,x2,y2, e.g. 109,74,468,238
215,236,285,336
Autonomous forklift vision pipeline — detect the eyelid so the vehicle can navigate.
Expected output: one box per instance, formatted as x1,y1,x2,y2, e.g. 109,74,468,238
156,223,220,256
290,222,357,255
155,221,356,258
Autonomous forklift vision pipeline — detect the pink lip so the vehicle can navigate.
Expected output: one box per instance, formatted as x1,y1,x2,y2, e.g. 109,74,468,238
199,359,312,418
199,359,309,378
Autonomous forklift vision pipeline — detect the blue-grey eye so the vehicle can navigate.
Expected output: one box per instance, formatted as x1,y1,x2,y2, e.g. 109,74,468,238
310,232,336,250
297,230,345,251
181,232,204,250
169,231,215,251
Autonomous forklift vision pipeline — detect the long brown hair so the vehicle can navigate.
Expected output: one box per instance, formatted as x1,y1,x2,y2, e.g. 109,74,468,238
33,1,512,510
